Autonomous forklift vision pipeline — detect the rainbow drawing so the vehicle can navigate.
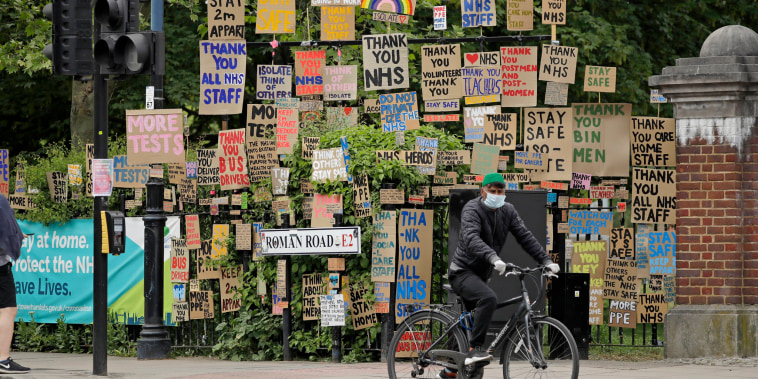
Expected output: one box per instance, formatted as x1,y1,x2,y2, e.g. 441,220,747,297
361,0,416,16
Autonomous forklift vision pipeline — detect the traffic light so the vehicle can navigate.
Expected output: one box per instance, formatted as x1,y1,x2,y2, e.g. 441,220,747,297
93,0,165,76
43,0,93,76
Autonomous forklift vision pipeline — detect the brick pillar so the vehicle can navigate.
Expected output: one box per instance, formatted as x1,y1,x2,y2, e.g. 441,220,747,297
649,25,758,358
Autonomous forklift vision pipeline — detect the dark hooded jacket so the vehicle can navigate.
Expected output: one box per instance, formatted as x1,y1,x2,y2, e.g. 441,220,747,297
0,194,24,261
451,196,550,281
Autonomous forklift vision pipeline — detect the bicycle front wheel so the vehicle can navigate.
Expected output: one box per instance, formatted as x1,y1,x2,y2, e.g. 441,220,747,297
387,310,468,379
501,316,579,379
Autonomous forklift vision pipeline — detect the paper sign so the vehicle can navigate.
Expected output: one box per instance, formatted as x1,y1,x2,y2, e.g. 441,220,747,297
320,294,345,326
380,92,419,132
326,107,359,129
212,224,229,258
170,238,190,283
302,274,324,320
663,275,676,302
372,210,397,282
539,44,578,84
256,65,293,100
323,65,358,101
189,290,214,320
650,89,667,103
311,148,348,182
312,0,361,5
437,150,471,166
253,222,264,260
295,50,325,96
125,109,184,163
380,188,404,204
603,258,637,301
361,0,415,15
648,231,676,275
434,5,446,30
421,44,462,100
637,293,667,324
570,172,591,190
631,168,676,224
470,143,500,175
572,103,631,176
208,0,245,39
353,174,372,218
46,172,67,203
568,210,613,235
483,113,517,150
544,81,568,106
276,259,287,298
465,95,499,105
461,0,495,27
322,6,355,40
185,215,201,249
501,46,538,107
462,66,501,98
608,299,636,328
542,0,566,24
91,159,113,197
396,209,434,322
311,193,342,227
197,149,220,185
67,164,82,186
424,99,459,112
350,284,377,330
178,178,197,204
463,52,499,67
524,107,573,181
220,265,243,313
255,0,295,33
423,114,460,123
247,140,277,183
199,41,246,114
372,12,410,24
630,117,676,167
590,186,614,199
276,106,299,155
236,223,252,250
572,240,607,325
584,66,617,93
362,34,409,91
271,167,290,195
218,129,249,190
464,105,499,143
514,151,547,170
273,196,296,226
507,0,533,31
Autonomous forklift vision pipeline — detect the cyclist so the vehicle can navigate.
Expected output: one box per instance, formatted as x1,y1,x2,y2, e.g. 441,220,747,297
442,172,559,377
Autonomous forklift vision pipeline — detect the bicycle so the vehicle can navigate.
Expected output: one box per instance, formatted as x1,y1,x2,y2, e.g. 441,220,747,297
387,263,580,379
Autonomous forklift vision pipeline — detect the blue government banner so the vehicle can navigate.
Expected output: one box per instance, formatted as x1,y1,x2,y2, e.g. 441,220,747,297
14,217,180,324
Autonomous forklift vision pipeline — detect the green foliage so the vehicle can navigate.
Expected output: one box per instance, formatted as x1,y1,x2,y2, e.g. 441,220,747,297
14,313,133,356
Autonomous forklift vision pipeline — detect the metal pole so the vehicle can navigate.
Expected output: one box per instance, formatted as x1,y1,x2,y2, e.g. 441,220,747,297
331,213,343,363
280,214,292,361
137,176,171,359
151,0,164,109
380,182,397,363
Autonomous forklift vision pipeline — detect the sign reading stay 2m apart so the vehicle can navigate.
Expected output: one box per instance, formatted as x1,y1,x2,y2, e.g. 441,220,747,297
260,227,361,255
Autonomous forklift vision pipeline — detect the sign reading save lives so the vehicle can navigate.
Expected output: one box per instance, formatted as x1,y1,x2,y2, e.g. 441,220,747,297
199,40,246,115
261,227,361,255
125,109,184,164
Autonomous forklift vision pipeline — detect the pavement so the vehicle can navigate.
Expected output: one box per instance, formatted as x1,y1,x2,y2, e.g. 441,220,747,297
4,352,758,379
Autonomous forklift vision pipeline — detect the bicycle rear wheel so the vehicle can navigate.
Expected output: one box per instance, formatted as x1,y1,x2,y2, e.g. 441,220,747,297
501,316,579,379
387,310,468,379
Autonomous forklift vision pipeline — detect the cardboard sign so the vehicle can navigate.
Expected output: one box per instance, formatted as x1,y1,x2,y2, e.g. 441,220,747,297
374,282,391,313
312,0,361,5
167,162,186,184
380,91,419,132
610,228,634,259
189,290,214,320
276,259,287,298
320,294,345,326
322,6,355,40
178,178,197,204
590,186,614,199
631,168,676,224
572,240,607,325
648,231,676,275
326,107,359,129
173,302,188,322
420,44,462,100
542,0,566,24
220,265,243,313
372,11,410,23
199,41,246,114
507,0,533,31
372,210,397,282
353,174,372,218
183,214,201,249
311,193,342,227
437,150,471,166
197,149,220,185
361,0,415,15
464,95,499,105
361,99,380,113
461,0,496,27
207,0,245,39
568,210,613,235
539,44,578,84
252,222,264,260
572,103,631,176
124,109,184,164
271,167,290,195
302,274,324,320
433,172,457,185
544,81,568,106
396,209,434,322
470,143,499,175
463,52,499,67
433,5,446,30
323,65,358,101
414,136,438,175
362,34,409,91
212,224,229,258
524,107,573,181
256,65,293,100
663,275,676,302
350,284,378,330
8,195,35,210
462,65,501,97
584,66,617,93
501,46,538,107
235,223,252,250
514,151,548,170
630,117,676,167
464,105,499,143
301,137,320,159
46,172,67,203
311,148,348,182
650,89,667,104
273,196,296,226
295,50,325,96
328,258,345,271
255,0,295,33
380,188,404,204
608,299,636,328
483,113,517,150
217,129,249,190
170,239,189,283
637,293,668,324
603,258,637,301
276,106,299,155
424,99,459,112
422,113,458,123
247,140,277,183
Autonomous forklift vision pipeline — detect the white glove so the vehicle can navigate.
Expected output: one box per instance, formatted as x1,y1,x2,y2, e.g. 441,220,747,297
546,263,560,273
493,260,507,275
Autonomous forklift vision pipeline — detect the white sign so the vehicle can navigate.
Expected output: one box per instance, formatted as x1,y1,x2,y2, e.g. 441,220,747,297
146,86,155,110
320,294,345,326
91,159,114,197
260,226,361,255
434,6,447,30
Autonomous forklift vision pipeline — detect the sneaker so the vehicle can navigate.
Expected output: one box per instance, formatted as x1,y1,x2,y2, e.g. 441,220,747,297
0,358,30,374
438,368,458,378
464,347,493,366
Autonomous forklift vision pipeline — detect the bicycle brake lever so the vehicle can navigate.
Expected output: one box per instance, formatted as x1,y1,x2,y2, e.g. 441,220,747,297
504,271,517,279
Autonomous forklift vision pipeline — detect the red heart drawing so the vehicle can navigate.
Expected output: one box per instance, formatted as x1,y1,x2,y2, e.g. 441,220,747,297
466,53,478,65
344,107,352,115
399,16,406,23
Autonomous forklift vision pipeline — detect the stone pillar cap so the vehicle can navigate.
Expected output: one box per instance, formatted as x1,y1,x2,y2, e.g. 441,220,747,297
700,25,758,57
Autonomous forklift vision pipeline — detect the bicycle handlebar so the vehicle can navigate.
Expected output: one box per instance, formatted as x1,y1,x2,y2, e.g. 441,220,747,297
504,263,557,277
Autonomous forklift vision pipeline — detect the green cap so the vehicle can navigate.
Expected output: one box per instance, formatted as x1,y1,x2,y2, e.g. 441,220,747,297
482,172,504,187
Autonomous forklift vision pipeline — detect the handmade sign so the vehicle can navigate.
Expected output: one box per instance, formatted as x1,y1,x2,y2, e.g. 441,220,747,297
603,258,638,301
326,107,359,129
46,172,67,203
322,6,355,40
590,186,614,199
178,178,197,204
463,51,499,67
217,129,249,190
361,0,415,15
236,223,252,251
663,275,676,302
650,89,667,103
173,302,188,322
464,105,499,143
247,140,277,183
544,81,569,105
380,188,404,204
542,0,566,24
514,151,548,170
524,107,573,181
462,65,501,99
572,103,631,176
420,44,463,100
353,174,372,218
220,265,243,313
539,44,578,84
414,136,438,175
302,274,324,320
396,209,433,322
311,148,348,182
350,284,377,330
372,11,410,23
630,117,676,167
635,224,652,278
362,34,409,91
253,222,264,260
256,65,292,100
568,210,613,235
199,41,246,114
323,65,358,101
374,282,391,313
255,0,295,33
170,239,189,283
461,0,495,27
500,46,538,107
167,162,185,184
273,196,296,226
67,164,82,187
312,0,361,5
584,66,617,93
320,294,345,326
189,290,214,320
372,210,397,281
470,143,499,175
184,215,201,249
207,0,245,39
571,240,607,325
311,193,342,228
91,159,113,197
570,172,591,190
507,0,533,31
212,224,229,258
276,105,299,155
437,150,471,165
424,99,459,112
610,228,634,259
648,231,675,275
302,137,320,159
124,109,184,163
276,260,287,299
378,91,419,132
197,149,220,185
631,168,676,224
482,113,516,149
295,50,325,96
608,299,636,328
272,167,290,195
637,293,667,324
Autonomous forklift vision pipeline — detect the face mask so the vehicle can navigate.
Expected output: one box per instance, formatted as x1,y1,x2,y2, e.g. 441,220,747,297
484,192,506,209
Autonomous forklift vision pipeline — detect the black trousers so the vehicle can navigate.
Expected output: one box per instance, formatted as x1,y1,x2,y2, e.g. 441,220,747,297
449,270,497,348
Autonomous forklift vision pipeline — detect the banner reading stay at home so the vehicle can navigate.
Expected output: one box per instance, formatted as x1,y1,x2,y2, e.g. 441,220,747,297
14,217,179,324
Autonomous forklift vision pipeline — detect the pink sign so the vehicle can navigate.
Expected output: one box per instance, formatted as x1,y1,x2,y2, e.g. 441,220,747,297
126,109,185,164
570,172,591,190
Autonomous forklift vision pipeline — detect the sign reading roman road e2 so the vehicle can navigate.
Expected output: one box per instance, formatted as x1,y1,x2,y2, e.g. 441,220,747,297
261,227,361,255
